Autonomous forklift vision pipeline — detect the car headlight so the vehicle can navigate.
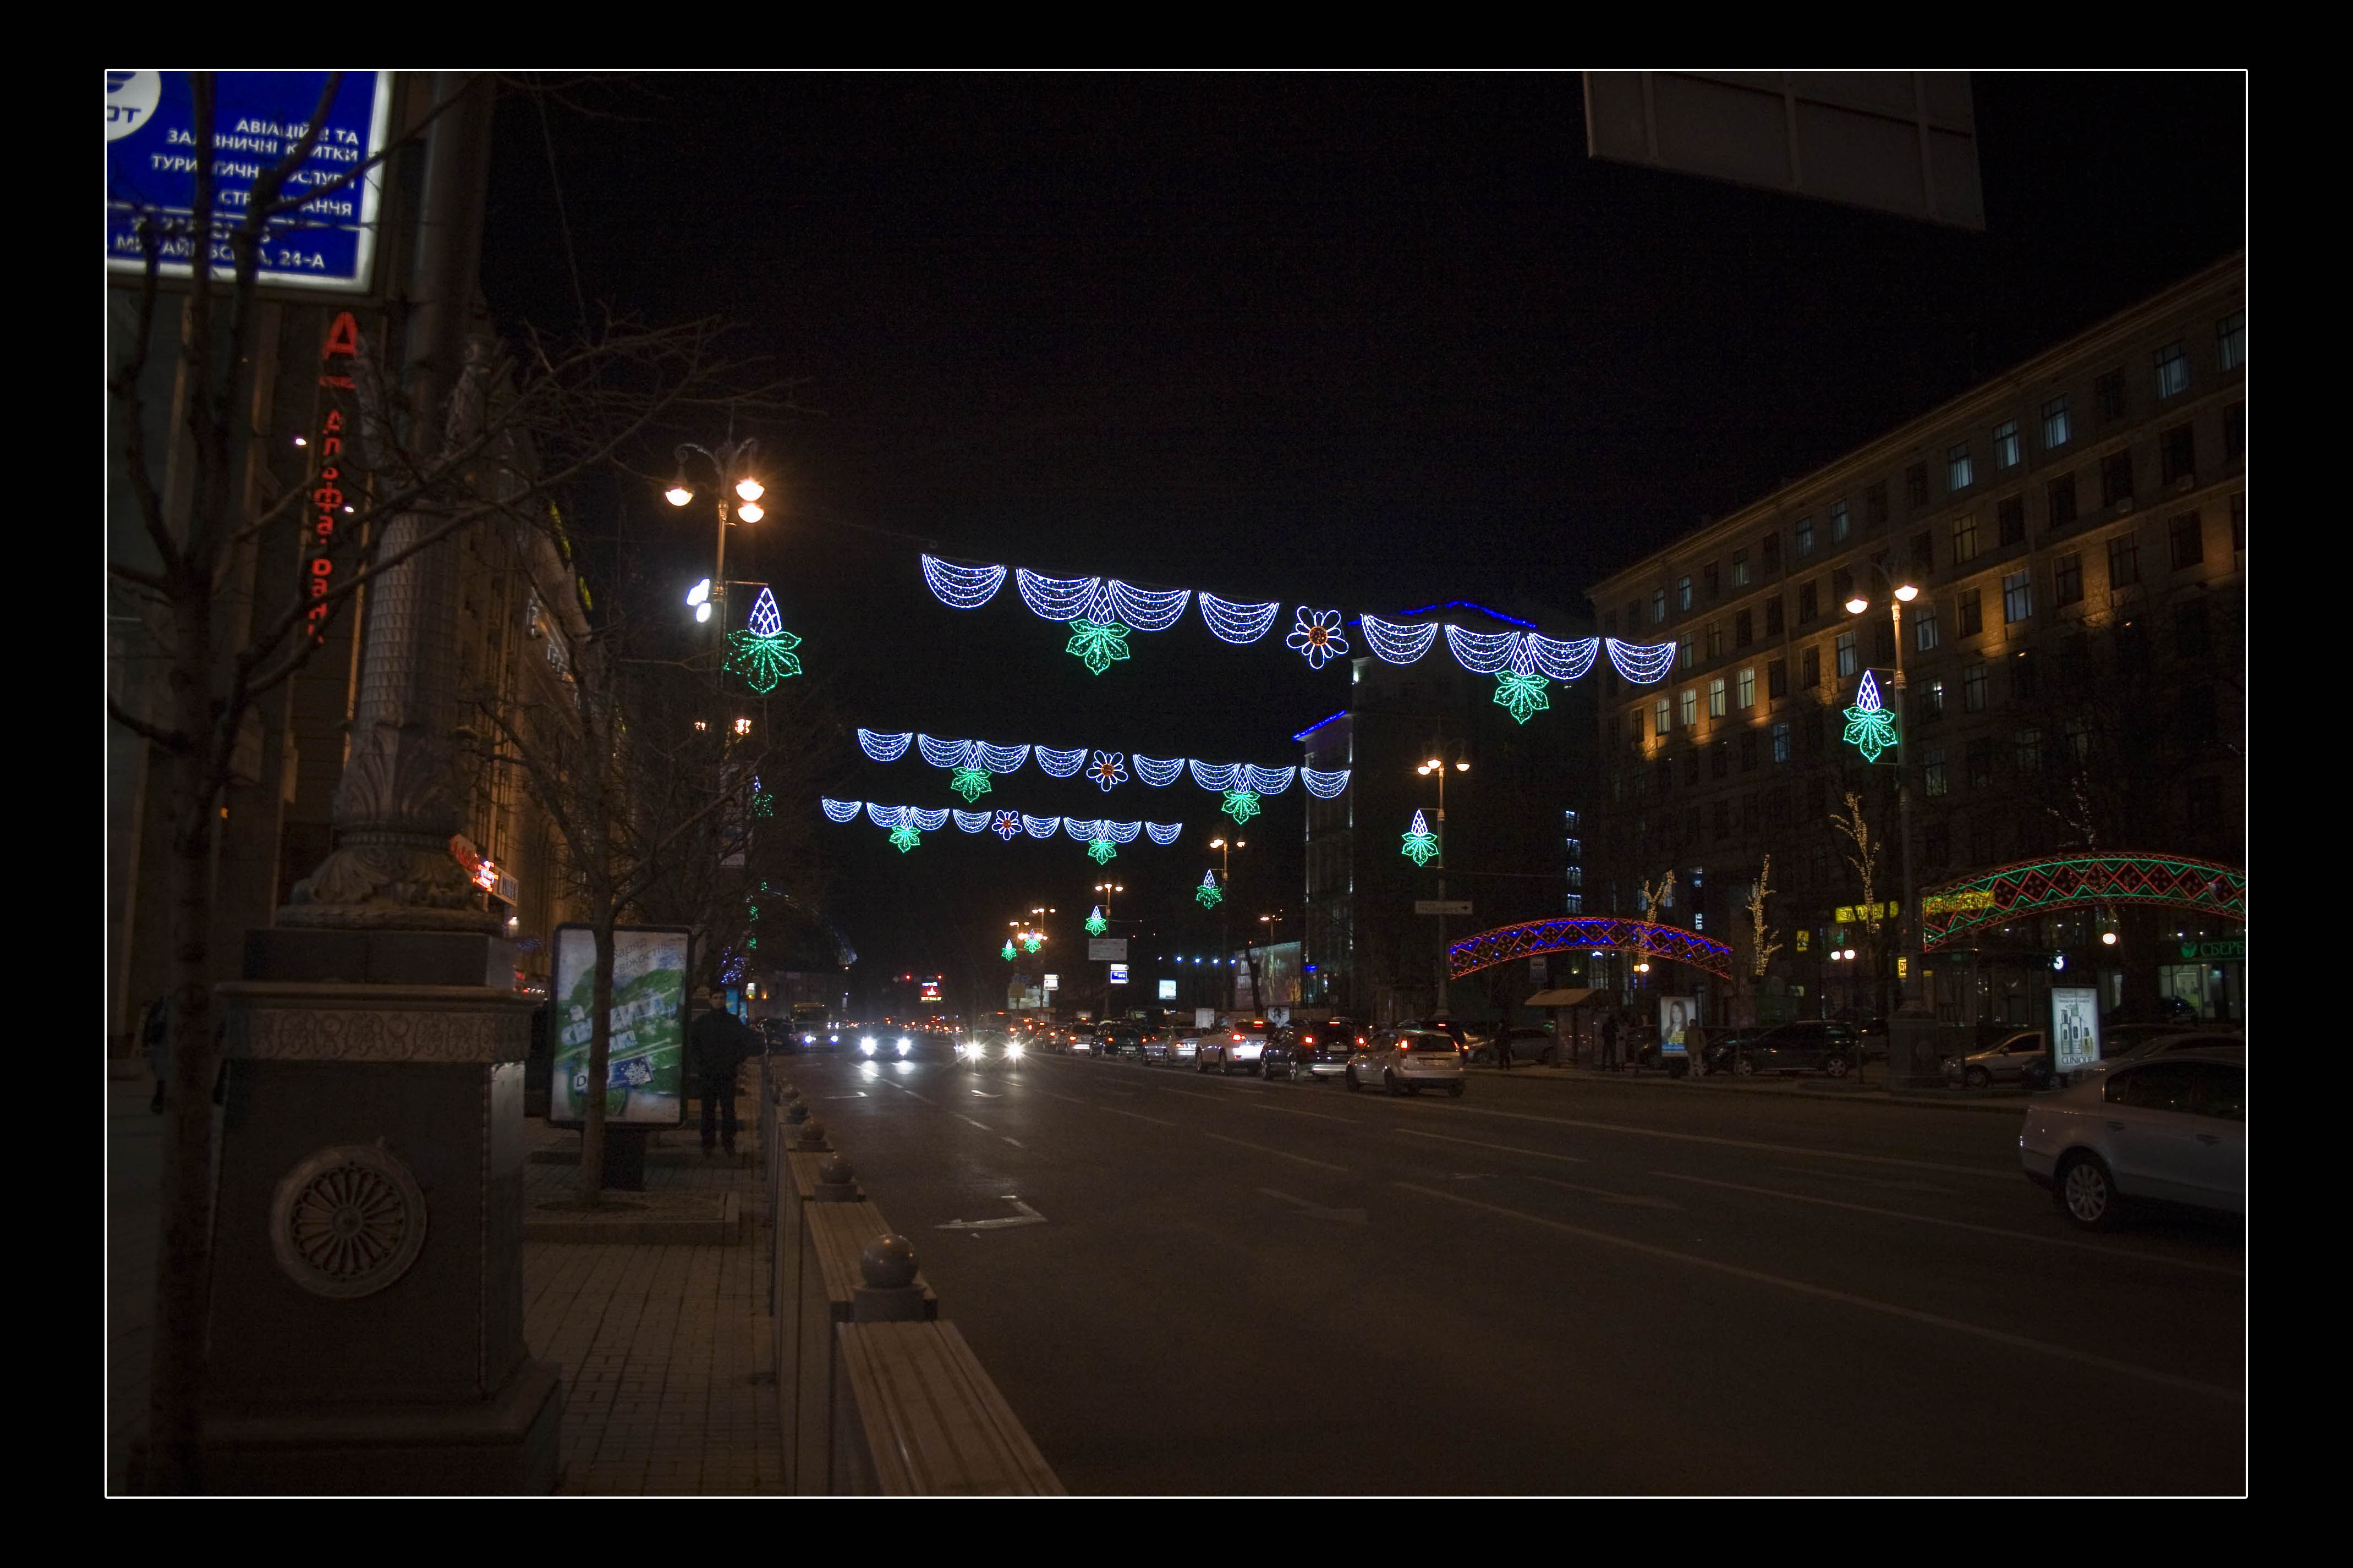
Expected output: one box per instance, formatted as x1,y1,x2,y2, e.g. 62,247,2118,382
859,1037,876,1055
896,1037,911,1055
1006,1041,1024,1057
802,1033,815,1043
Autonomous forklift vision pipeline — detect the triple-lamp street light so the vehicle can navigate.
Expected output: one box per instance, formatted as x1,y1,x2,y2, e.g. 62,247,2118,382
666,436,765,633
1208,836,1244,1011
1845,569,1924,1077
1416,752,1469,1014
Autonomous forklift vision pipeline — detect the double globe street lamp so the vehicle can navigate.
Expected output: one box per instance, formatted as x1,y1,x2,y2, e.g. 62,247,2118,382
1844,568,1927,1081
665,436,765,635
1414,752,1469,1014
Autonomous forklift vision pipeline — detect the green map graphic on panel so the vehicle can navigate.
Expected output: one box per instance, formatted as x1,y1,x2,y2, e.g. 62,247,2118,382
550,927,688,1124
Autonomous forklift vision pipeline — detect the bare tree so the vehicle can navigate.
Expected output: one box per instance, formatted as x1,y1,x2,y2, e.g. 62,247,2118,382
1830,790,1888,1016
107,73,758,1488
1746,854,1784,979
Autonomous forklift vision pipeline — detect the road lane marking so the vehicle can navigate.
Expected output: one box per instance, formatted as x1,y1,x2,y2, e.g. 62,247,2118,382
1394,1183,2242,1402
1442,1106,2016,1180
1397,1129,1589,1164
1248,1102,1352,1123
1530,1175,1681,1210
1003,1138,1025,1149
1199,1130,1350,1173
1259,1187,1369,1225
971,1091,1001,1098
937,1196,1047,1231
1101,1106,1181,1128
1654,1170,2246,1276
1771,1166,1951,1194
1155,1087,1224,1101
1025,1088,1093,1106
822,1093,868,1100
959,1115,991,1131
872,1080,932,1103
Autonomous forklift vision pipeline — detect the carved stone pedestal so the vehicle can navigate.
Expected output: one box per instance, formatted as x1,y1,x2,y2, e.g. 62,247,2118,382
205,933,558,1494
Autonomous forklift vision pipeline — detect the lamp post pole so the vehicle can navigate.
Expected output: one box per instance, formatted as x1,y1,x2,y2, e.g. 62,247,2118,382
665,435,764,652
1849,569,1926,1083
1210,835,1242,1014
1418,752,1469,1016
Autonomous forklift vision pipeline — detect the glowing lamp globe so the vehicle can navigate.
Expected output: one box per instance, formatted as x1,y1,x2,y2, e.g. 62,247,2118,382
1845,596,1871,615
737,503,765,523
665,485,693,507
735,478,765,503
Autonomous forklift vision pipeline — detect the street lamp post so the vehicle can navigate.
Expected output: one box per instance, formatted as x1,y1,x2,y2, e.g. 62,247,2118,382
663,434,764,643
1416,752,1470,1015
1846,573,1922,1065
1209,835,1244,1014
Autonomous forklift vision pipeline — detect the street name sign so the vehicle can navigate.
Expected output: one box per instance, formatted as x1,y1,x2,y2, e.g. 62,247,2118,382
1087,937,1128,961
1414,900,1473,916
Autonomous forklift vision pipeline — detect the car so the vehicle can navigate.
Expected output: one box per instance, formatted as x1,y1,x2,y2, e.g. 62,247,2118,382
1944,1031,2050,1088
1476,1026,1560,1067
2064,1030,2243,1086
1199,1020,1276,1075
1259,1027,1304,1081
794,1019,844,1052
1098,1024,1145,1059
2020,1053,2245,1229
1141,1031,1186,1066
1293,1018,1370,1081
1718,1020,1860,1078
1697,1028,1768,1076
1347,1029,1467,1096
955,1030,1028,1064
855,1028,918,1060
1398,1018,1474,1057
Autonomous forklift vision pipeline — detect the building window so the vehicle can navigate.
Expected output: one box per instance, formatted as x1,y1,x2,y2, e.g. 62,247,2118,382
1764,596,1784,636
1830,500,1851,543
1835,630,1858,678
1709,563,1725,601
2002,569,2034,624
2160,424,2196,485
1914,602,1940,652
2154,342,2189,400
1652,590,1667,624
1906,462,1929,509
1801,645,1820,689
2063,717,2092,768
1957,587,1983,639
1654,697,1671,735
2012,649,2038,701
1735,608,1753,648
2107,531,2141,589
1737,667,1756,708
2217,311,2244,371
2042,395,2072,449
1707,677,1727,719
2014,727,2043,774
1864,483,1888,530
1709,742,1729,780
1951,511,1980,563
2100,451,2134,508
1798,582,1818,624
1993,419,2021,470
1923,747,1949,799
1679,689,1697,728
2096,370,2127,423
1910,530,1934,577
1962,662,1988,712
1683,751,1701,786
1997,496,2026,546
1795,516,1815,558
1731,548,1750,587
2053,553,2083,608
2224,403,2244,464
1676,575,1693,612
1767,658,1787,698
1831,566,1855,607
1762,531,1781,573
1921,678,1945,719
1947,443,1973,492
2169,510,2206,570
1627,708,1646,745
1740,731,1760,772
1966,738,1995,788
1771,721,1791,762
1680,635,1696,672
2048,472,2078,528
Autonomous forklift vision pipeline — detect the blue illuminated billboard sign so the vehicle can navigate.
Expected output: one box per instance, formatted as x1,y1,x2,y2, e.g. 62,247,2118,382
106,70,394,292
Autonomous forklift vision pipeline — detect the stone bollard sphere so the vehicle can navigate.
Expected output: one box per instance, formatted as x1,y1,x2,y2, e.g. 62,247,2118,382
795,1119,827,1148
860,1234,919,1290
784,1102,809,1124
818,1154,855,1187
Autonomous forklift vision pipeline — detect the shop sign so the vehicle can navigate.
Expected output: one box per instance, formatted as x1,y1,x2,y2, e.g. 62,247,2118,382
2178,938,2246,962
1922,888,1997,916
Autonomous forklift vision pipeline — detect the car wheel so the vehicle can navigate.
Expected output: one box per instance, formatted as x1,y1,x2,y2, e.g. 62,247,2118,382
1734,1056,1756,1077
2055,1152,2122,1231
1965,1065,1991,1089
1384,1069,1404,1097
1447,1082,1465,1098
1346,1068,1363,1093
1823,1055,1851,1079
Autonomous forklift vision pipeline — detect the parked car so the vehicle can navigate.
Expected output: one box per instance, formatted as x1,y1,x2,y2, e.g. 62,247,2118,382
1098,1024,1145,1059
1346,1029,1467,1097
2068,1030,2244,1086
1199,1020,1276,1075
1944,1031,2050,1088
2020,1053,2245,1229
1477,1025,1560,1067
1293,1018,1370,1081
1142,1031,1193,1067
1698,1028,1768,1076
1259,1027,1304,1081
1720,1020,1861,1078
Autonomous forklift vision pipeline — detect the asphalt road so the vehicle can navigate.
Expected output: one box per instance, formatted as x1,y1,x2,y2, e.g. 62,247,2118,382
778,1046,2244,1495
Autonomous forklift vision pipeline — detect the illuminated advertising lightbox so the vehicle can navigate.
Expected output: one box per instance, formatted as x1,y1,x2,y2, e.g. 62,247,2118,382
2051,987,2101,1074
549,925,690,1127
1658,995,1701,1054
1158,979,1178,1001
1109,964,1130,986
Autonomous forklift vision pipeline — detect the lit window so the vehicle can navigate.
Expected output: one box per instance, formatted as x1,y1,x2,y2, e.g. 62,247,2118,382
1923,748,1949,798
2217,310,2244,371
1993,419,2021,470
1679,636,1695,672
1830,500,1851,543
2154,342,2189,400
1679,689,1698,728
1652,590,1667,624
1737,667,1756,709
1795,516,1815,558
1914,603,1940,652
1654,697,1671,735
1921,678,1945,718
1962,663,1987,712
1677,576,1693,612
1731,549,1750,587
1835,630,1857,678
1948,443,1974,492
1771,722,1791,763
1951,511,1979,564
2041,395,2071,449
1708,678,1727,719
2002,569,2034,624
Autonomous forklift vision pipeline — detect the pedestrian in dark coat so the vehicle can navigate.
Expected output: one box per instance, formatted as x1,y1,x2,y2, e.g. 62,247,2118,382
689,990,758,1157
1601,1012,1621,1072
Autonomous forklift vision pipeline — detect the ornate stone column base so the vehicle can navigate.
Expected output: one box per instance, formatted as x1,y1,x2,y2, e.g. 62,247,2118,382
204,949,558,1494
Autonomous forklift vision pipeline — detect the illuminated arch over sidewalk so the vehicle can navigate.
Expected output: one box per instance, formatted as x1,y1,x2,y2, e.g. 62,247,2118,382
1919,852,2246,952
1447,916,1732,982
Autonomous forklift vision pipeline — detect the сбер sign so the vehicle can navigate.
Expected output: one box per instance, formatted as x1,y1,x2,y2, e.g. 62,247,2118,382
106,71,394,292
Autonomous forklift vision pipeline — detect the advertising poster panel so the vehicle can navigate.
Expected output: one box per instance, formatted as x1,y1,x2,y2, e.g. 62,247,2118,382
1658,995,1701,1055
2051,986,2102,1074
549,925,689,1127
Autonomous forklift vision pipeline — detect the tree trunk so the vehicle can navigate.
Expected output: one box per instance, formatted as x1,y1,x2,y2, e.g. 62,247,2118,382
575,909,615,1201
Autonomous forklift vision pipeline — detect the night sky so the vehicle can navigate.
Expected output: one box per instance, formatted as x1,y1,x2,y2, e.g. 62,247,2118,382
476,71,2244,1005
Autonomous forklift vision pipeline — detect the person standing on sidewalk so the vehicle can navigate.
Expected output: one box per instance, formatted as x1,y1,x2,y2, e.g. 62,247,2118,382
689,991,758,1159
1601,1011,1620,1072
1683,1020,1707,1079
1496,1028,1516,1071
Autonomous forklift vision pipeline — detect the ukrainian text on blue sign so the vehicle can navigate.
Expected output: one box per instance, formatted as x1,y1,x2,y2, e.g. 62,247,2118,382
106,71,393,291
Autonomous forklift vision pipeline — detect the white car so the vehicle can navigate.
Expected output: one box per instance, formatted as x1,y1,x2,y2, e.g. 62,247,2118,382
1346,1028,1466,1098
2020,1053,2244,1229
1198,1021,1274,1075
2066,1030,2244,1087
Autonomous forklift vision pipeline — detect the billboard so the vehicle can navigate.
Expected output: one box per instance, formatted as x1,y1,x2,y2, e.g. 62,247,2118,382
1108,964,1130,986
1158,979,1178,1001
1087,937,1128,961
1658,995,1702,1055
106,70,397,291
549,925,689,1127
2052,987,2102,1074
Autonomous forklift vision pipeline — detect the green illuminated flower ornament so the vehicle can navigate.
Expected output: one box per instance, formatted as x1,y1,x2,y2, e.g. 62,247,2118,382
1841,671,1900,764
948,766,992,802
1088,837,1117,864
725,587,803,694
888,823,921,852
1085,907,1109,936
1401,809,1440,868
1065,618,1132,675
1021,933,1044,954
752,791,775,818
1492,670,1551,725
1195,871,1224,909
1221,789,1262,825
1002,940,1017,961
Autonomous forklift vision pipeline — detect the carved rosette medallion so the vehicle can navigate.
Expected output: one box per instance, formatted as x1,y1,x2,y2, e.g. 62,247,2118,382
270,1143,429,1300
